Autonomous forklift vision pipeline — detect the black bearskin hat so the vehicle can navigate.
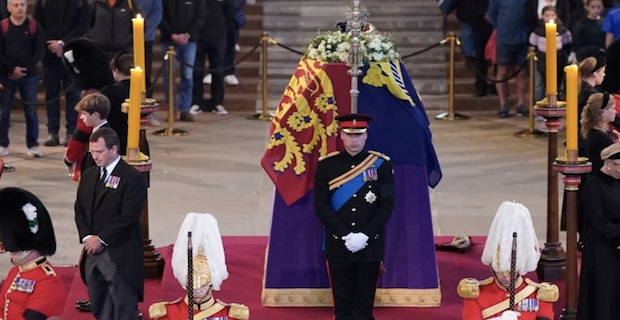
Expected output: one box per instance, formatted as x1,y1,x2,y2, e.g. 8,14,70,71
62,37,115,92
601,38,620,94
0,188,57,256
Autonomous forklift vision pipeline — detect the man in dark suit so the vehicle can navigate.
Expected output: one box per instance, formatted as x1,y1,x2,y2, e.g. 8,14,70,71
74,127,146,320
314,114,395,320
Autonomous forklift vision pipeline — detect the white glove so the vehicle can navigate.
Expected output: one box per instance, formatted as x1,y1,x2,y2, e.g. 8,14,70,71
341,233,355,252
344,232,369,253
494,311,520,320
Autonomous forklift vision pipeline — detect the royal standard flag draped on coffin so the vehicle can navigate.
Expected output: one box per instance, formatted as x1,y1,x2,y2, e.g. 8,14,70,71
260,57,442,206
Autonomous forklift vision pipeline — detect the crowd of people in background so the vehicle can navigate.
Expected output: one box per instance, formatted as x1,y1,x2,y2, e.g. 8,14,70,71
456,0,620,117
0,0,252,159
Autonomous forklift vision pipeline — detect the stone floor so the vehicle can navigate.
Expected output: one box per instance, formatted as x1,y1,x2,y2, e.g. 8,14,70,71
0,108,568,275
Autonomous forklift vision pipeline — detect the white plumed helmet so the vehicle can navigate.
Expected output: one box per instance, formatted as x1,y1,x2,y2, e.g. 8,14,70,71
171,213,229,291
481,201,541,275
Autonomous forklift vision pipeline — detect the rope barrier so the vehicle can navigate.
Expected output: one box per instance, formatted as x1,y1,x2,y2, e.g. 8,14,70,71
455,35,528,84
400,42,444,60
0,31,507,107
0,81,76,107
173,39,262,72
269,38,306,56
261,34,449,61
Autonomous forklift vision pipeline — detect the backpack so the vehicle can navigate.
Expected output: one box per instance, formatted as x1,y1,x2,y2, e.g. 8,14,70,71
0,18,36,36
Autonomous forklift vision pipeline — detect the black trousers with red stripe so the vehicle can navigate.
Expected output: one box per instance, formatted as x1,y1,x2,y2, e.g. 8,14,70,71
328,261,381,320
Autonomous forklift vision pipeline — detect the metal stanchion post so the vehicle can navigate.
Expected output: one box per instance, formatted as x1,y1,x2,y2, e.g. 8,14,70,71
515,47,547,138
249,32,273,121
154,46,188,136
436,32,468,121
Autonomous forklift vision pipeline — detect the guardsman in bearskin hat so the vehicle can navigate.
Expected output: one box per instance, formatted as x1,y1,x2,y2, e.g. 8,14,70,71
458,201,559,320
62,38,114,95
149,213,249,320
0,187,66,320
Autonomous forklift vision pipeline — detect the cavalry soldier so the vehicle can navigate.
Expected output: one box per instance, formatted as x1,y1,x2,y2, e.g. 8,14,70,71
314,114,395,320
149,213,249,320
458,201,559,320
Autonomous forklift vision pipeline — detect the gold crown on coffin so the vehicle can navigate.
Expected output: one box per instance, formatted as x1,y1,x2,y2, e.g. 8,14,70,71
191,246,212,290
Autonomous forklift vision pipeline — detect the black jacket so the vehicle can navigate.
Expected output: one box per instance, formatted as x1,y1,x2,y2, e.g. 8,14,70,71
101,80,129,155
456,0,492,32
159,0,206,42
201,0,234,41
75,158,147,300
87,0,139,58
33,0,90,66
314,150,395,263
0,18,45,77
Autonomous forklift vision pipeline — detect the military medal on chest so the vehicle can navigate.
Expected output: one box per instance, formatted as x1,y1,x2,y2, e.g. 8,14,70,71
363,166,378,182
515,298,539,312
365,190,377,204
12,277,35,293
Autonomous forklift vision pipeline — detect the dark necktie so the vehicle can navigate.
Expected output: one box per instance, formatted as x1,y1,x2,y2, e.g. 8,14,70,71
100,168,107,182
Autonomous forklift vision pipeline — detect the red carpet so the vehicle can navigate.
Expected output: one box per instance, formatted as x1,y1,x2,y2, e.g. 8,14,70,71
49,236,566,320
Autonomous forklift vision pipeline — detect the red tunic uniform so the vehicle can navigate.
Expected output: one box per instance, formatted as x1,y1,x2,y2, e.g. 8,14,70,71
64,117,93,182
461,278,555,320
0,257,65,320
150,297,249,320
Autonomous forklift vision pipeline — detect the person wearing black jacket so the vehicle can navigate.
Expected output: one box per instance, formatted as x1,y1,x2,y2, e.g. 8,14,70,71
456,0,494,97
33,0,89,147
159,0,206,122
314,114,395,320
191,0,234,115
0,0,45,158
101,51,132,156
86,0,139,59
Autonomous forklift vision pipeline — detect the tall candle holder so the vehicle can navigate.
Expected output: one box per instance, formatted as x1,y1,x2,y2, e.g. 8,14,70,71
122,94,164,278
534,96,567,281
553,151,590,320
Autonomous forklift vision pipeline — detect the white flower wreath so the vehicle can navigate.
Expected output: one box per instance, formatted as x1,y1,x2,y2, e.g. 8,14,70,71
22,203,39,234
305,30,400,63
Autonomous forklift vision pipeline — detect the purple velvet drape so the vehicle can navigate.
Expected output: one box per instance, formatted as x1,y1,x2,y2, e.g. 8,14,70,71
264,163,439,290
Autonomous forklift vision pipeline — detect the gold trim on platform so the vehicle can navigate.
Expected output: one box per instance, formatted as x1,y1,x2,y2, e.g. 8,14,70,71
261,288,333,307
261,287,441,307
375,288,442,307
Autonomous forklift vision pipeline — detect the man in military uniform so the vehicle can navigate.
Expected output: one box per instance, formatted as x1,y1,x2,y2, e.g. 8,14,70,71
149,213,249,320
0,187,65,320
458,201,559,320
314,114,395,320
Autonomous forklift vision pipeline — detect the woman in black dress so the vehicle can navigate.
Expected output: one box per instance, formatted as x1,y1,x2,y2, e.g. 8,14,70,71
577,143,620,320
581,92,618,174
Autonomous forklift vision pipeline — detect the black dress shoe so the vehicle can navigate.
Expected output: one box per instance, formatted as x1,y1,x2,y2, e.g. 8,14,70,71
76,300,92,312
